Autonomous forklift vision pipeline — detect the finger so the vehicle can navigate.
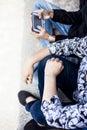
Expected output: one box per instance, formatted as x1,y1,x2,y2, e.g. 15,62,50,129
32,10,42,19
28,75,33,84
24,74,32,84
62,65,64,70
29,12,32,18
38,13,42,19
60,65,64,72
58,60,63,64
33,10,42,14
25,77,29,84
30,29,36,35
37,26,44,31
55,58,60,62
47,59,51,62
25,74,30,84
29,28,32,34
38,9,44,19
50,58,55,61
26,77,31,84
30,30,39,37
26,78,29,84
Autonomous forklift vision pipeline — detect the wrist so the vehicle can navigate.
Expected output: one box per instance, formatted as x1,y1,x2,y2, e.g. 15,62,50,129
28,57,35,66
48,35,55,42
45,73,56,78
49,10,54,18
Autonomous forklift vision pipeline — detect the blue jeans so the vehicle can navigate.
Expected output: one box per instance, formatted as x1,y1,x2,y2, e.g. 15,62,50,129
38,55,79,101
25,55,80,127
26,1,87,130
32,0,72,88
33,0,71,47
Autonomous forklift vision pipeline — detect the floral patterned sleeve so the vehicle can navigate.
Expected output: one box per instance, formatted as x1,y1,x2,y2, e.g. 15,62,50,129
41,56,87,129
73,56,87,104
48,36,87,58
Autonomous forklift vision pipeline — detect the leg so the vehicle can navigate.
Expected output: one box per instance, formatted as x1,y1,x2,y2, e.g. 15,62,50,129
18,90,47,126
79,0,87,9
25,100,47,126
33,0,71,47
38,55,79,101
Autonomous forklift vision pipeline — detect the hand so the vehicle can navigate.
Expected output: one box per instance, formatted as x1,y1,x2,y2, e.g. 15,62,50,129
34,9,54,19
30,26,55,42
45,58,64,77
31,26,49,40
22,59,34,84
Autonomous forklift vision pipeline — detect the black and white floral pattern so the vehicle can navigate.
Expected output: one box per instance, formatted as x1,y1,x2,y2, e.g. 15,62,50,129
41,36,87,129
48,36,87,58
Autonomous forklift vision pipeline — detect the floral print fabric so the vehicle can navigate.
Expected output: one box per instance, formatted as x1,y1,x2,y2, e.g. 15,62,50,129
41,36,87,129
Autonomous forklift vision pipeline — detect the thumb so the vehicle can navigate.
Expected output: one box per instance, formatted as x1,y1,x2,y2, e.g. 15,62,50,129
37,26,44,31
28,74,33,84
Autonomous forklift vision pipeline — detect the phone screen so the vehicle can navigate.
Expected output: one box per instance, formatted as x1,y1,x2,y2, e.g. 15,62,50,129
32,12,45,33
34,15,42,30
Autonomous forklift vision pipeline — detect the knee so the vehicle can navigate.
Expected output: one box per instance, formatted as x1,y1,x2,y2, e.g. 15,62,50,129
38,55,62,69
30,101,41,120
38,55,55,69
34,0,42,9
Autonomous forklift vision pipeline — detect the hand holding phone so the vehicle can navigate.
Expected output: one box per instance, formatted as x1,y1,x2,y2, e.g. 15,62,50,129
31,11,55,42
32,12,45,33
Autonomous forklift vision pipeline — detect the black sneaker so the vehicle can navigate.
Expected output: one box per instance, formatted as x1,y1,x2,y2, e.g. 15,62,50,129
18,90,38,106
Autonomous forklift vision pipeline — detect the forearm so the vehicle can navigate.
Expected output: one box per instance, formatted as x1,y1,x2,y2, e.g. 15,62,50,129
42,58,63,101
41,96,87,129
52,9,82,24
29,47,50,65
23,47,51,84
42,75,57,101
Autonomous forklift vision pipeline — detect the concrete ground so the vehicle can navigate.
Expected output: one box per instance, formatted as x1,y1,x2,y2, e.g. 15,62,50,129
0,0,24,130
0,0,79,130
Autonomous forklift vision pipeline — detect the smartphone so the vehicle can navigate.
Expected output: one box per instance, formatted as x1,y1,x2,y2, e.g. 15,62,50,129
32,12,45,33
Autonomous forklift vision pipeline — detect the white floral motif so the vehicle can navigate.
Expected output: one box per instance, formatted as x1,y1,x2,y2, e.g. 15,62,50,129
41,36,87,129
